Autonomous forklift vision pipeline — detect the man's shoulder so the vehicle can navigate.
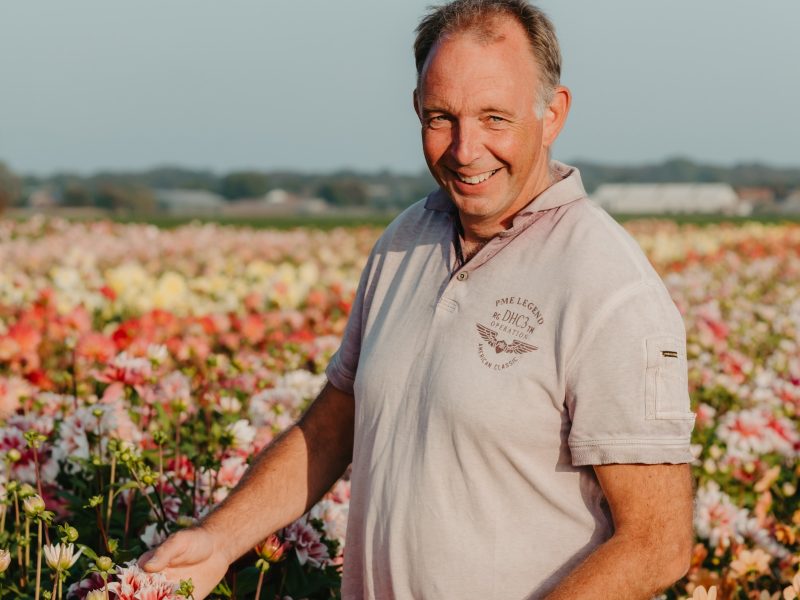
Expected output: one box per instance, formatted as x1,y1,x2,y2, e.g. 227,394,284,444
548,197,663,292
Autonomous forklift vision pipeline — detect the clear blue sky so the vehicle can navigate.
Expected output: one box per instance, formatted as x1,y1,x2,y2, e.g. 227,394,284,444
1,1,798,176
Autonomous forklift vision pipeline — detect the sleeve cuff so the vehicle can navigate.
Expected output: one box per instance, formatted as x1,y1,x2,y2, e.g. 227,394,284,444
569,439,693,466
325,354,355,396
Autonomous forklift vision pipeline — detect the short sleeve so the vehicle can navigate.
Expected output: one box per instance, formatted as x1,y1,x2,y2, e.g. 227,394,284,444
565,281,695,466
325,252,374,395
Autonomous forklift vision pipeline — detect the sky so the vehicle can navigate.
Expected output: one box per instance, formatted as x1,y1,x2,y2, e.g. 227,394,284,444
1,1,799,176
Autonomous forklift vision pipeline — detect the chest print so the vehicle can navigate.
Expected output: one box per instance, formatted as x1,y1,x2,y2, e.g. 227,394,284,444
475,296,544,371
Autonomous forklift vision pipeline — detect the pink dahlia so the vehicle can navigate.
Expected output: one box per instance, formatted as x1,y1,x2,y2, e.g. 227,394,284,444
283,519,330,568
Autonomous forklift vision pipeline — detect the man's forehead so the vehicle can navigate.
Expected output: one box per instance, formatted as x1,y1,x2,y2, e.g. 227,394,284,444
417,40,539,110
419,16,536,75
419,23,539,89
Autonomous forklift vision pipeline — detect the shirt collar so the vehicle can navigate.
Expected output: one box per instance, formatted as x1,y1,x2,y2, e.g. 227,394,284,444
423,160,587,217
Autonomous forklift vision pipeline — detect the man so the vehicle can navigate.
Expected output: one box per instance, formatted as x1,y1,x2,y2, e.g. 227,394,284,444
143,1,696,598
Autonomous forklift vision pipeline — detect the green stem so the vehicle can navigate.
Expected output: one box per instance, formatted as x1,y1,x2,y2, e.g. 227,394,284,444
30,448,50,547
129,470,167,527
123,490,134,549
50,570,58,600
34,520,42,600
95,506,109,554
25,518,31,576
14,493,22,587
254,570,265,600
106,453,117,533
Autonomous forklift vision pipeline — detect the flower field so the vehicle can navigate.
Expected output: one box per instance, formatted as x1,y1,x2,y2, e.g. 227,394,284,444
0,216,798,599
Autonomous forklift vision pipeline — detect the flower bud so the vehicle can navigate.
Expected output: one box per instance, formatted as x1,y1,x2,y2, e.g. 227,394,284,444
255,534,287,563
176,516,196,528
177,579,195,598
64,526,79,543
23,494,46,518
18,483,36,498
95,556,114,572
0,549,11,573
6,449,21,463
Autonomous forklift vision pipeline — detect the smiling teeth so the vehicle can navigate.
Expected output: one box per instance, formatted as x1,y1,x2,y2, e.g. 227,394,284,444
457,169,498,184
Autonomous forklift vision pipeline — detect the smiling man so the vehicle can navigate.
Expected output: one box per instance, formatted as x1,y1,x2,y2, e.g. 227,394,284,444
143,2,696,599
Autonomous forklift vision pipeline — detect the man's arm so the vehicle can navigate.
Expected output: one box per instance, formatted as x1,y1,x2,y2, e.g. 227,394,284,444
140,382,354,599
545,463,694,600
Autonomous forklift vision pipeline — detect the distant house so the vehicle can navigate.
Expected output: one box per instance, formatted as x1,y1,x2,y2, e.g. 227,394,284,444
778,189,800,215
220,189,329,217
591,183,748,215
155,189,225,216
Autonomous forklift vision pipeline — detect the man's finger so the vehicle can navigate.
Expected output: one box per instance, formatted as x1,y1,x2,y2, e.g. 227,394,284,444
137,549,155,570
142,534,189,572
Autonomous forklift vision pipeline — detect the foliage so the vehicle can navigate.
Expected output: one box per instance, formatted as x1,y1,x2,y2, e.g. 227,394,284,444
316,179,368,207
219,172,270,201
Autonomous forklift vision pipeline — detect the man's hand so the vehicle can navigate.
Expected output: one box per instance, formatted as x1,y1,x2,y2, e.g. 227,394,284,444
139,526,230,600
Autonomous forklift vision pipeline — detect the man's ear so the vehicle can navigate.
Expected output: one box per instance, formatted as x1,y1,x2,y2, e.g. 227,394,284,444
542,85,571,148
413,89,422,123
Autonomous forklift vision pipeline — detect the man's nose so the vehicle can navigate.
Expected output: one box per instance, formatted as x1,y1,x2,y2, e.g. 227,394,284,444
449,121,483,166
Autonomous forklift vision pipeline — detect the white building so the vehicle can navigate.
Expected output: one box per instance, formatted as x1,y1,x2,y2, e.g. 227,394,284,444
155,189,226,216
778,189,800,215
591,183,748,215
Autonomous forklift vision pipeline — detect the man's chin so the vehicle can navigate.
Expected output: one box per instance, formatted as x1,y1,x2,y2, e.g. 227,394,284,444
449,196,496,221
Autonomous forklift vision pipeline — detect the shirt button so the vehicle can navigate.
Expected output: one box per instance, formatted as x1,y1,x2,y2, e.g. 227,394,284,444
457,272,468,281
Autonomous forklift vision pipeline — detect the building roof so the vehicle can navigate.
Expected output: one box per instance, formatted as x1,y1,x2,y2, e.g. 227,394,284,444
155,189,225,208
591,183,744,214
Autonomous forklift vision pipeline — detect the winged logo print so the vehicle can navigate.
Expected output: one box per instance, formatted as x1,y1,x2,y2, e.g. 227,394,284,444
476,323,538,354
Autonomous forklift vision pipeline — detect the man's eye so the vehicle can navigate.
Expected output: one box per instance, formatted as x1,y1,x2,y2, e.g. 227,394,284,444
427,116,451,128
488,115,505,123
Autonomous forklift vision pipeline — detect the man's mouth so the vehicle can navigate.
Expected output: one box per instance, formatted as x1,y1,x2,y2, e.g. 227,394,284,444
453,168,500,185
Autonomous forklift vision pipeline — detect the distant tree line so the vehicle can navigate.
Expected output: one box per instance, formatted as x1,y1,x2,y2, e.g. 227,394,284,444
3,157,800,215
2,164,437,214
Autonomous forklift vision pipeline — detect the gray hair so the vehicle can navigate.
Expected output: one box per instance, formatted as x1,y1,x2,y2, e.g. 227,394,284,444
414,0,561,117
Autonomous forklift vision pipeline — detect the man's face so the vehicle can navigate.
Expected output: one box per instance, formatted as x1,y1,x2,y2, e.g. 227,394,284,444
415,18,555,234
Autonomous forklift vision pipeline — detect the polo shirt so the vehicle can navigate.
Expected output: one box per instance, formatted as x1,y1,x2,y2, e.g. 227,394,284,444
326,161,695,599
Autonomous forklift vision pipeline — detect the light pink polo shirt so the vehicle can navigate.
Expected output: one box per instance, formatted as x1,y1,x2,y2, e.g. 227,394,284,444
326,162,695,599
